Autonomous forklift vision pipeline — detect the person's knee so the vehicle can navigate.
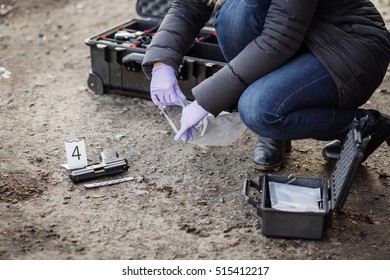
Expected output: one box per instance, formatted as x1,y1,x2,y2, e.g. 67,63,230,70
214,3,242,45
215,0,269,60
216,0,269,31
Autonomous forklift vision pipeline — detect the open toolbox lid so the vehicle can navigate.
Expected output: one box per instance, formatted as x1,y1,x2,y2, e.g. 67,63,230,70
136,0,220,26
330,117,369,211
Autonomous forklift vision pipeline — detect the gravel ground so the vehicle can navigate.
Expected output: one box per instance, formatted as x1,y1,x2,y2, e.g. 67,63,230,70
0,0,389,260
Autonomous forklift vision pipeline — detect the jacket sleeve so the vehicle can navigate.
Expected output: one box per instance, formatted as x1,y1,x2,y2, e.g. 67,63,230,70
142,0,213,79
194,0,319,116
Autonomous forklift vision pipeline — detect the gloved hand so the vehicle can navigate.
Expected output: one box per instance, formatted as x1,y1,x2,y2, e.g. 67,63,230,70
174,100,209,143
150,64,186,107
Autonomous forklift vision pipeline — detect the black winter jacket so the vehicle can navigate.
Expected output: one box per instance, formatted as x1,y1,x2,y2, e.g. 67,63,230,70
142,0,390,116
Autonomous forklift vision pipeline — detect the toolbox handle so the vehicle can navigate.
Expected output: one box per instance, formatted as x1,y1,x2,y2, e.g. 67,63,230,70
122,52,192,68
242,179,262,209
122,52,145,65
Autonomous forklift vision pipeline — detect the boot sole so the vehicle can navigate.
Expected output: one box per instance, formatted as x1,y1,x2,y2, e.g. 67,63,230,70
321,150,339,162
253,161,283,172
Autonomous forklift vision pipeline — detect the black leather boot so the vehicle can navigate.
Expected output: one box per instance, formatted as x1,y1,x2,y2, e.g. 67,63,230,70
322,110,390,162
361,110,390,162
322,140,343,162
253,137,292,171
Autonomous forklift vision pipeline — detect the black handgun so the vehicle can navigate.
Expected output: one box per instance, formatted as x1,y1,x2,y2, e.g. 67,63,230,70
69,149,129,183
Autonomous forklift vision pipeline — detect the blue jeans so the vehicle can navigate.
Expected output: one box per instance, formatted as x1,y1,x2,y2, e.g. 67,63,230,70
214,0,373,141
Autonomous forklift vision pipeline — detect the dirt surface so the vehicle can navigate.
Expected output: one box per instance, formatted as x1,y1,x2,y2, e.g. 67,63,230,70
0,0,389,260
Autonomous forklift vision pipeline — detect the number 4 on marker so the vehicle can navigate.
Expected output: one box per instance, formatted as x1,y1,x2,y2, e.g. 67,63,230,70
72,145,82,160
65,139,88,170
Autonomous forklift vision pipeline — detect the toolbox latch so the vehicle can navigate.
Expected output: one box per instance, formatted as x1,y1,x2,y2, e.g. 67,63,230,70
122,52,144,72
205,62,218,78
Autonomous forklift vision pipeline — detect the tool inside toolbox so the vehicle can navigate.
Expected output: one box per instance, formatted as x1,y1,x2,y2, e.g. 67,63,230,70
91,21,225,62
94,23,159,49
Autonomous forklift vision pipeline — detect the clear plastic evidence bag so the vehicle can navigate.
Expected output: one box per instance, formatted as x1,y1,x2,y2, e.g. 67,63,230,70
160,100,247,147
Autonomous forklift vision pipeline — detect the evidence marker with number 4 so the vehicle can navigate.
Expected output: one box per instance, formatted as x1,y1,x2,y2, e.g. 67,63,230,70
64,139,88,170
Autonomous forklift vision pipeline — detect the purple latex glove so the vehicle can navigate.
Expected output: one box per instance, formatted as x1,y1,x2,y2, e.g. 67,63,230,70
150,64,186,107
174,100,209,143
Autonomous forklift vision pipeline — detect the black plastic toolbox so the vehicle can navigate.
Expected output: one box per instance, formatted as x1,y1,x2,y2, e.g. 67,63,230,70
243,117,369,240
85,0,225,100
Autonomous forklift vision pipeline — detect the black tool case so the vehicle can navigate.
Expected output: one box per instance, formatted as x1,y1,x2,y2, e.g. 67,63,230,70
243,117,369,240
85,0,225,100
